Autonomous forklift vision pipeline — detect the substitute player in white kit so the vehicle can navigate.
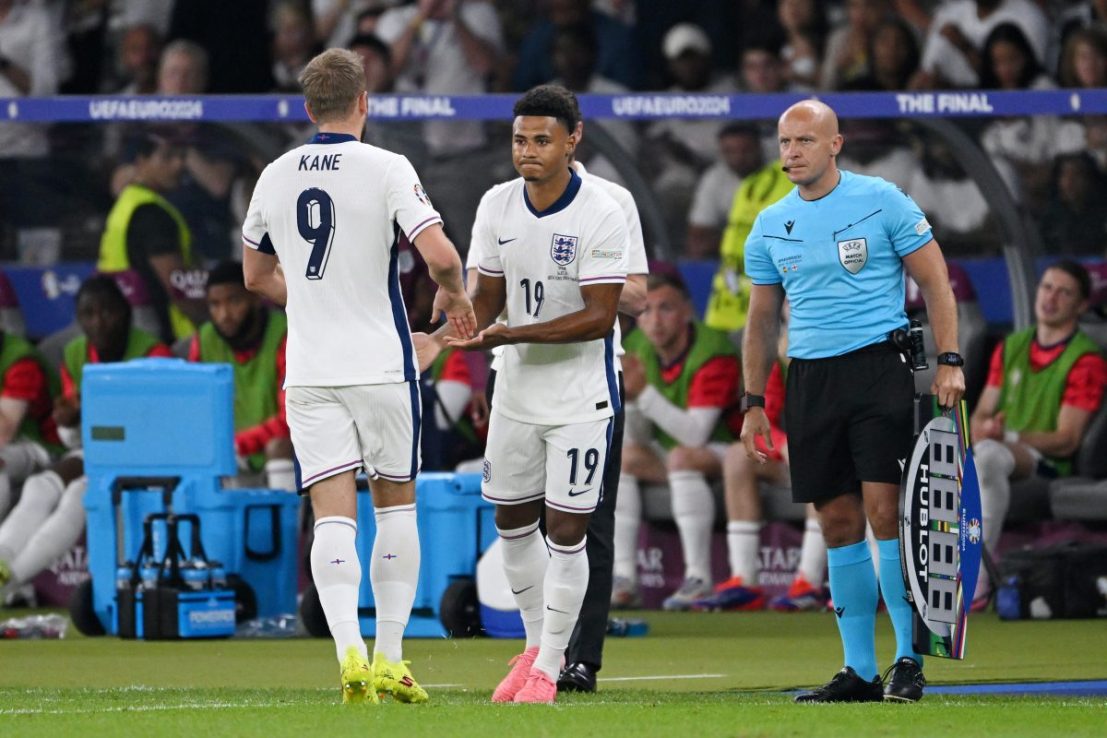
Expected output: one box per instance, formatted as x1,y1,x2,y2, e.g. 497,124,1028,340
241,48,474,706
429,85,628,704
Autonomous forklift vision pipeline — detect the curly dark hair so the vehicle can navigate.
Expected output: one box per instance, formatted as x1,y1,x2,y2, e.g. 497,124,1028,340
513,84,580,134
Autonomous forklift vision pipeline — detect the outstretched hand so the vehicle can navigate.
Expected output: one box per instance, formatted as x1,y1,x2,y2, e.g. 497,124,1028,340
446,322,511,351
434,286,476,340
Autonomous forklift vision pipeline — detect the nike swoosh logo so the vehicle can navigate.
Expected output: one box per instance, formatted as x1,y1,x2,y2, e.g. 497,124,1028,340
497,237,517,245
511,586,534,595
546,605,570,615
567,488,592,497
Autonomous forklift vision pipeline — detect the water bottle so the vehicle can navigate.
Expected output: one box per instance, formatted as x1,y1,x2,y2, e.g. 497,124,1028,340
0,613,69,639
908,319,928,371
235,614,299,638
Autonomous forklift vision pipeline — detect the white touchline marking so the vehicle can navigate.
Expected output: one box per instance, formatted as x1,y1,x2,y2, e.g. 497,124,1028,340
0,702,299,716
600,673,727,683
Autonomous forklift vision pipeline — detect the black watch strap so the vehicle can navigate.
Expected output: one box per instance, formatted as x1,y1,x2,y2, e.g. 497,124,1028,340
742,393,766,412
936,352,964,367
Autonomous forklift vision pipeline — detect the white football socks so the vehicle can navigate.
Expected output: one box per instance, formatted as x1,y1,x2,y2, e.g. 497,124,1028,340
533,536,589,681
264,459,297,493
612,473,640,582
726,520,761,584
10,477,87,584
497,521,548,649
370,503,420,663
797,517,827,585
0,470,64,563
669,470,715,583
311,516,366,662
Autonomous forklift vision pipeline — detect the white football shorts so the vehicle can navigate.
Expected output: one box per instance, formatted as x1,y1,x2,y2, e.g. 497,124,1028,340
286,382,421,489
481,410,614,514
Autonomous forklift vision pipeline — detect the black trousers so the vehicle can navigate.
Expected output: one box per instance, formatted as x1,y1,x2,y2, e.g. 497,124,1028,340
486,369,624,671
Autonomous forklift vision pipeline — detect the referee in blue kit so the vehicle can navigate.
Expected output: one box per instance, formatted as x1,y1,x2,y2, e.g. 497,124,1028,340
740,100,965,703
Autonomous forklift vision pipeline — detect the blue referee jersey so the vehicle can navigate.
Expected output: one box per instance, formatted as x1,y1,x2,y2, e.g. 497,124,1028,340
744,170,933,359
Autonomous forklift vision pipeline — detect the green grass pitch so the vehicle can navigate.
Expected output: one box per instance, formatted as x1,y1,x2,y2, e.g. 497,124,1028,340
1,610,1104,737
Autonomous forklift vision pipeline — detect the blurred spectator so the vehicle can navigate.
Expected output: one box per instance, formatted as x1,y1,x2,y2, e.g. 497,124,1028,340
0,0,68,260
375,0,507,249
116,0,174,36
513,0,639,91
0,328,57,521
1055,0,1107,67
167,0,273,93
271,1,321,93
188,261,295,492
614,273,743,612
702,156,792,332
1038,153,1107,255
844,17,921,91
777,0,828,89
630,2,748,87
906,136,1004,253
979,24,1085,213
156,37,208,96
314,0,392,49
550,22,638,185
739,43,793,159
113,23,162,95
0,276,171,606
892,0,936,36
685,124,763,259
820,0,890,90
917,0,1048,89
649,24,736,166
0,0,64,156
61,0,106,94
99,129,206,343
349,34,428,169
837,119,917,188
970,261,1107,607
733,0,786,58
1059,25,1107,88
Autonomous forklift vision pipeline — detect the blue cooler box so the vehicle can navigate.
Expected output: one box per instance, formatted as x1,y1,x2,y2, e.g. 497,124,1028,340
82,359,299,634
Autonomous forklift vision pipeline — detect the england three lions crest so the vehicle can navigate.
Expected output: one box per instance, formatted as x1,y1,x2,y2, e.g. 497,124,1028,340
551,233,578,266
837,237,867,274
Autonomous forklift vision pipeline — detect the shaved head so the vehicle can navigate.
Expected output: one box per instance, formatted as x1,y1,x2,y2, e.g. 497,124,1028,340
777,99,844,198
779,100,840,138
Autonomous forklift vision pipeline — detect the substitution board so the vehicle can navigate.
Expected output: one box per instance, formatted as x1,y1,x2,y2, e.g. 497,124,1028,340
900,394,983,659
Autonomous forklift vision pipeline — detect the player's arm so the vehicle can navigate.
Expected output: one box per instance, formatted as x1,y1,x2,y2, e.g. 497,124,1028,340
0,359,43,447
0,398,30,447
449,282,622,350
970,342,1004,443
243,246,287,307
619,274,647,317
411,223,475,339
903,239,964,408
1018,405,1095,458
740,282,785,463
635,357,734,448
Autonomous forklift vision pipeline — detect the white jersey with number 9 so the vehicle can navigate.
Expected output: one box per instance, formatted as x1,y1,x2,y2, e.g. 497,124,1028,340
242,133,442,388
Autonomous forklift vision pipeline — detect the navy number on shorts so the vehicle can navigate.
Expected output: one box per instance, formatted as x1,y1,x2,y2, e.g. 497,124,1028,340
297,187,336,280
566,447,600,485
520,278,545,317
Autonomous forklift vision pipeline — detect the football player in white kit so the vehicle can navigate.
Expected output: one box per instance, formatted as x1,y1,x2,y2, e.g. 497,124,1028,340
450,91,649,694
241,49,475,706
425,85,629,703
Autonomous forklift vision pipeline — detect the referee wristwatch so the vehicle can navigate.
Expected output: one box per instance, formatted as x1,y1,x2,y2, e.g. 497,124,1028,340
936,352,964,367
741,393,766,413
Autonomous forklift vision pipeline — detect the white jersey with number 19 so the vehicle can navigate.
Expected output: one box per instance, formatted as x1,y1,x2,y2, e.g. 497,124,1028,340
475,168,628,425
242,132,442,388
